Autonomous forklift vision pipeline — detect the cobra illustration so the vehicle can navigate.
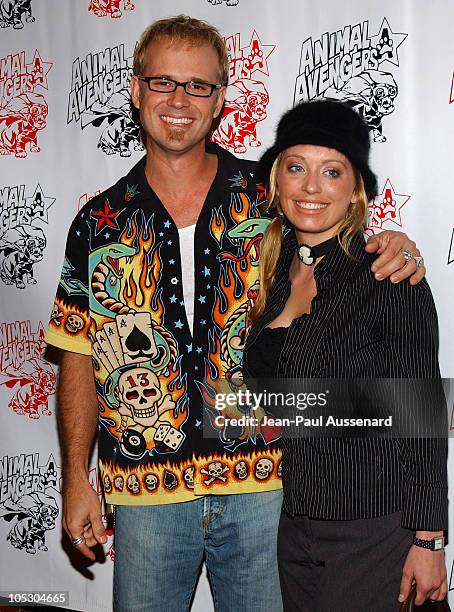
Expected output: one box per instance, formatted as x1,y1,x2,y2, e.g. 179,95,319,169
89,243,136,318
220,280,259,386
218,218,271,265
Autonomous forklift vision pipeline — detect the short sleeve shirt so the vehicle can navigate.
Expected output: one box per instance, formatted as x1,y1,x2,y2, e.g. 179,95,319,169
46,143,282,505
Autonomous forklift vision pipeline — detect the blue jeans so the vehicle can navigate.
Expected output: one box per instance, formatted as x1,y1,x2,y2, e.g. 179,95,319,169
113,490,283,612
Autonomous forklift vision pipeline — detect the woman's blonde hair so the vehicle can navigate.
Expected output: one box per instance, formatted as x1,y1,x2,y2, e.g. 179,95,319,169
249,154,368,323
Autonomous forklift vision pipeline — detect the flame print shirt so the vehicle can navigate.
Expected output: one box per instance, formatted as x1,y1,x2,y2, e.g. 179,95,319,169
46,143,282,505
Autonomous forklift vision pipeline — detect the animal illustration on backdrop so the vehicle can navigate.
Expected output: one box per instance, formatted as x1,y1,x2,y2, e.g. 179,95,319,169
324,70,398,143
2,357,56,418
88,0,134,18
0,0,34,29
81,90,143,157
0,225,46,289
0,93,48,158
207,0,239,5
212,79,269,154
0,493,59,554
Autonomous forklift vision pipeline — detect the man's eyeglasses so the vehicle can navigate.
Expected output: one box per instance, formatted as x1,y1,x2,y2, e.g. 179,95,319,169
137,76,223,98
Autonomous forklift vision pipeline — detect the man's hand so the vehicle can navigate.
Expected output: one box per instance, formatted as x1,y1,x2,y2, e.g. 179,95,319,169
365,230,425,285
398,531,447,605
62,479,107,561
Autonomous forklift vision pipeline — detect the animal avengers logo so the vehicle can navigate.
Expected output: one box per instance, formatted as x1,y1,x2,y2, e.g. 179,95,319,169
0,50,52,157
67,44,144,157
0,183,54,288
294,18,407,142
0,320,57,418
212,29,275,155
0,453,61,554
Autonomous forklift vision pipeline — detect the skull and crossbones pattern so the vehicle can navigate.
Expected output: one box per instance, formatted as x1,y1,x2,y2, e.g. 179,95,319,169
116,368,174,428
103,475,112,494
114,367,184,453
50,303,64,326
143,473,159,492
234,460,248,480
255,458,274,480
113,475,124,491
201,461,229,485
126,473,140,494
183,465,195,489
65,313,84,334
277,461,282,478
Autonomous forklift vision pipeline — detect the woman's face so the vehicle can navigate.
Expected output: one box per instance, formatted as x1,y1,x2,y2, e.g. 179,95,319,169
277,144,357,245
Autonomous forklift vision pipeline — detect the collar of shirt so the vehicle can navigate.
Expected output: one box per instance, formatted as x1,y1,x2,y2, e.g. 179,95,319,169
108,142,242,219
280,227,367,290
246,230,368,346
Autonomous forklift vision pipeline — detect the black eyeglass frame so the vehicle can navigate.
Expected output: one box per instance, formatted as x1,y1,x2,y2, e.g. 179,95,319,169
136,76,223,98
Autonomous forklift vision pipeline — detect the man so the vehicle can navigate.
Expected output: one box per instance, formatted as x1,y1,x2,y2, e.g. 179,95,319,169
46,15,426,612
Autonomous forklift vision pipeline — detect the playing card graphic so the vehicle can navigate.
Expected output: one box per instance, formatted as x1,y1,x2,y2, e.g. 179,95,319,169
92,341,112,372
95,328,120,369
115,312,158,364
102,321,125,366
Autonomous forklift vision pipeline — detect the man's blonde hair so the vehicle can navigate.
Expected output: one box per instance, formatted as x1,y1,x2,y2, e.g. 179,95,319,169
133,15,229,85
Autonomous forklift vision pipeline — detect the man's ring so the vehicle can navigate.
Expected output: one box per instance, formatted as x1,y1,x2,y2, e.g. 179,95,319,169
402,250,424,268
71,535,85,546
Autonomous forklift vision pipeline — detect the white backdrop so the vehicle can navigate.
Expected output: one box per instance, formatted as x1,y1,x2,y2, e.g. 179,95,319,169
0,1,453,610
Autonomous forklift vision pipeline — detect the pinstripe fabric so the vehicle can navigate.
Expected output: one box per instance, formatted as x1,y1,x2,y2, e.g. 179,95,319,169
244,231,448,531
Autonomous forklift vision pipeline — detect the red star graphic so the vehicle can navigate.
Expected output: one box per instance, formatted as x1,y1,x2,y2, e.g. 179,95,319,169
256,183,268,203
367,179,410,233
241,30,275,79
26,50,53,90
91,199,121,234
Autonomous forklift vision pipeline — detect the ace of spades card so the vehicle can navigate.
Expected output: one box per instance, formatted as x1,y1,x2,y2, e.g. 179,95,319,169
116,312,158,364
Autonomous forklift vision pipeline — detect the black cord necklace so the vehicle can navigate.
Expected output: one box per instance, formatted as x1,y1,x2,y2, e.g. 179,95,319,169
296,236,337,266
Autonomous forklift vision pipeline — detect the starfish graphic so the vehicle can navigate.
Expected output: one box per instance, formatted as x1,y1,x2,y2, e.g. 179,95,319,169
91,199,122,235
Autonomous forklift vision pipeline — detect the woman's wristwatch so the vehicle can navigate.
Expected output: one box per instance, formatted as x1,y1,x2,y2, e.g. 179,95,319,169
412,535,445,551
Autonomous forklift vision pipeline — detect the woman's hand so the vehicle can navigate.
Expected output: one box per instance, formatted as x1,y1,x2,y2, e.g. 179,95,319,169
398,531,447,605
365,230,425,285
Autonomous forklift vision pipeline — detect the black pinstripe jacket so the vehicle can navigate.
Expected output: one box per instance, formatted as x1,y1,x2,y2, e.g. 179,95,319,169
243,232,448,531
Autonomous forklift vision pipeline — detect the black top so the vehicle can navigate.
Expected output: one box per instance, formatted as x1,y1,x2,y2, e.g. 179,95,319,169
246,326,288,378
244,231,448,531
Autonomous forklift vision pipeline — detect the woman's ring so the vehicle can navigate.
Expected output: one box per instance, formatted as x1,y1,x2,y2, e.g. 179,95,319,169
402,250,424,268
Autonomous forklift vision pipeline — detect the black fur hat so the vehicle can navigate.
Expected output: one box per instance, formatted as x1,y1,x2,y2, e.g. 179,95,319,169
258,99,378,199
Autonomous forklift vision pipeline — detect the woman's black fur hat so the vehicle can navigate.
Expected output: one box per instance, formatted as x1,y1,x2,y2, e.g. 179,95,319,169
258,99,378,200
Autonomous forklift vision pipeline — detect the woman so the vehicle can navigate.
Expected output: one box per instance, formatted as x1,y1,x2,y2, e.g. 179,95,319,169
243,100,448,611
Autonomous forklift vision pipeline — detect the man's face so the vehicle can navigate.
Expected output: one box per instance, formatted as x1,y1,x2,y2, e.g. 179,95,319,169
131,38,226,156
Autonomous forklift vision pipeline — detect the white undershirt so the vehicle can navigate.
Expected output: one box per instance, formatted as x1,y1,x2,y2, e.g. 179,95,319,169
177,224,196,335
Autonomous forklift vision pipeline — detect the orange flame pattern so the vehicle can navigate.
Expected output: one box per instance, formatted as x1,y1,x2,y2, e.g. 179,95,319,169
210,207,226,246
100,447,282,504
119,214,164,320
